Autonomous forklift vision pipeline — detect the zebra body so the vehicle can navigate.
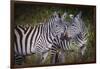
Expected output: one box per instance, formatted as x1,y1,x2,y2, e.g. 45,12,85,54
14,12,68,64
14,25,50,56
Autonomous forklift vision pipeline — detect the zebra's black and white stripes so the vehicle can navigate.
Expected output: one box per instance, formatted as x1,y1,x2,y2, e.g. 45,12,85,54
67,12,88,55
50,12,88,64
50,35,70,64
14,12,68,65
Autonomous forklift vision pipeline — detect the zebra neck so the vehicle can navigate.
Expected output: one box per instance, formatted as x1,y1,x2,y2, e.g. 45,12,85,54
44,22,55,43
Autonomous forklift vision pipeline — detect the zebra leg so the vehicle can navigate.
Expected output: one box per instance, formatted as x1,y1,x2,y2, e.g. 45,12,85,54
80,45,86,56
55,52,60,63
14,55,25,65
58,51,65,63
50,51,59,64
41,52,49,63
35,52,43,64
79,45,86,62
50,53,57,64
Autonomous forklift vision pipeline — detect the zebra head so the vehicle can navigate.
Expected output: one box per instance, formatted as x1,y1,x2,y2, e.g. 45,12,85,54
65,12,88,55
51,12,68,40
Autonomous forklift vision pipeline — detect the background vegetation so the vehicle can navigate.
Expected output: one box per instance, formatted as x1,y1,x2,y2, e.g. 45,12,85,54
14,2,96,66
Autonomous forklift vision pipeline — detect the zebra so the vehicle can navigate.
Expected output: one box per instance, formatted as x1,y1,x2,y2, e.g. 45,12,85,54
14,11,68,65
50,11,88,64
67,11,88,56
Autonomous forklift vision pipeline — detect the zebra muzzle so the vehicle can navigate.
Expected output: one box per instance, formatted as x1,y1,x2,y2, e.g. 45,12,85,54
64,31,68,38
60,32,68,40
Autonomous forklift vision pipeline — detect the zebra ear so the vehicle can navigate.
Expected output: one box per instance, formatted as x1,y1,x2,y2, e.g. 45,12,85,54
69,14,74,19
76,11,82,19
53,11,59,18
61,12,67,20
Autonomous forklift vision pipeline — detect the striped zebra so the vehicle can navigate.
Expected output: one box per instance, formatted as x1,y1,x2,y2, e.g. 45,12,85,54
50,12,88,64
67,11,88,55
14,12,68,65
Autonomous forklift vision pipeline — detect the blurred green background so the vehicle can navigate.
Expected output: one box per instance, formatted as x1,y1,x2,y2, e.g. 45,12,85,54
14,2,96,66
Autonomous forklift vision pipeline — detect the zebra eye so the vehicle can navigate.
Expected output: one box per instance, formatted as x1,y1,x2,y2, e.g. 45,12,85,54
56,25,58,27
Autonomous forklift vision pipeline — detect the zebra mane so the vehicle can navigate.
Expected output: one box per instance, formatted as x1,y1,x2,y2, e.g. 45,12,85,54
43,11,66,24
